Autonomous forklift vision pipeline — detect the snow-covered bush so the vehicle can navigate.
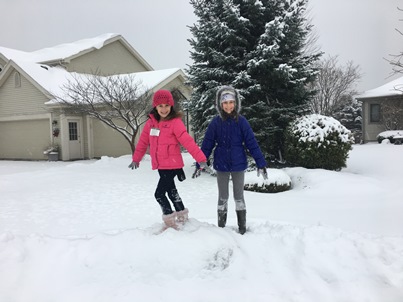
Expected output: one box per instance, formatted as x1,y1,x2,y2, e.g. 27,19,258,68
244,169,291,193
376,130,403,144
284,114,354,171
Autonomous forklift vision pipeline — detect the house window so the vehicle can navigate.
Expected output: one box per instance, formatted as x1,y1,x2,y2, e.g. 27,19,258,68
370,104,380,122
69,122,78,140
14,72,21,88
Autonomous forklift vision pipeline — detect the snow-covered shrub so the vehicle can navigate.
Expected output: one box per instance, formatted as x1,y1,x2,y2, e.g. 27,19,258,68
376,130,403,144
244,169,291,193
284,114,354,171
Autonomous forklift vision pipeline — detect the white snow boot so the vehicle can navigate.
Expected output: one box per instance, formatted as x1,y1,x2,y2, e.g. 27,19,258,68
162,212,178,229
176,208,189,224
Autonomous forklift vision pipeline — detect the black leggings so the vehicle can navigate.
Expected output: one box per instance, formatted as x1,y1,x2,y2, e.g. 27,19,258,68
155,169,185,215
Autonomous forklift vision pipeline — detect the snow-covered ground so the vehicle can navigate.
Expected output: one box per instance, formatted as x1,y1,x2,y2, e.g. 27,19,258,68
0,143,402,302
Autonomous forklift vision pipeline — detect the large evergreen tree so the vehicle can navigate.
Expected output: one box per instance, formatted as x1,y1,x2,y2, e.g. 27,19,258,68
187,0,321,160
187,0,253,134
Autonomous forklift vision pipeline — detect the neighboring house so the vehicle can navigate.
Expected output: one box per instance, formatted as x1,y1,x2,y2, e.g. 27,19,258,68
0,33,191,160
356,76,403,143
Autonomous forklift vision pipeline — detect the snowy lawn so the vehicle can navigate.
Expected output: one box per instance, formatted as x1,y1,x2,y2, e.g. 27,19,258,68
0,143,402,302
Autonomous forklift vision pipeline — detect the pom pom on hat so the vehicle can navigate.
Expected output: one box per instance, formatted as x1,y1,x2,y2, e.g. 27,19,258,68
152,90,174,107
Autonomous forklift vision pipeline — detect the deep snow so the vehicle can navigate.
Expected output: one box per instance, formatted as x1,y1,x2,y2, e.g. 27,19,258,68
0,143,402,302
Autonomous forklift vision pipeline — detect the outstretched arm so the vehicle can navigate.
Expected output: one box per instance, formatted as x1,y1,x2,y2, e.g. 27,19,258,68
173,119,207,163
241,117,267,168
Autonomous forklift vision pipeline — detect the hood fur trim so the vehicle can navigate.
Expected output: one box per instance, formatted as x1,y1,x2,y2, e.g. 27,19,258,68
215,85,241,117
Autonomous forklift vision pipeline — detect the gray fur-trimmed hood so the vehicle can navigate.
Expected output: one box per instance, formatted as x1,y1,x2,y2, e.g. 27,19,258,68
215,85,241,117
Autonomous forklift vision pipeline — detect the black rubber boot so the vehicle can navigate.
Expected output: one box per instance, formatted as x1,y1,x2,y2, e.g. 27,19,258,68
217,210,227,228
236,210,247,235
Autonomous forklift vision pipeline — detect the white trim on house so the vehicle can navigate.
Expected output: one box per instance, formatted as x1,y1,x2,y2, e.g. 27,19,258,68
0,113,51,122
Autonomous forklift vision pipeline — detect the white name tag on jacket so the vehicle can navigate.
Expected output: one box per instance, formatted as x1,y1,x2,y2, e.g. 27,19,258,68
150,128,160,136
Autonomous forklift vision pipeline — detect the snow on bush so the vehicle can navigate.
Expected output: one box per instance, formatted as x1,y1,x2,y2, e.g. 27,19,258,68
285,114,354,171
244,169,291,193
377,130,403,144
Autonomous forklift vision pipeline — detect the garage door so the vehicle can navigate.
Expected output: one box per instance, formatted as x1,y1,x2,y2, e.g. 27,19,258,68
0,119,49,160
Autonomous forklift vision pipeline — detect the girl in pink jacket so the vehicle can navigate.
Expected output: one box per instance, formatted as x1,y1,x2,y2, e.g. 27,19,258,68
129,90,207,229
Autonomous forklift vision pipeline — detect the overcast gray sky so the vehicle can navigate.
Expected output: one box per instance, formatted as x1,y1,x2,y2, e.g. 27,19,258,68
1,0,401,92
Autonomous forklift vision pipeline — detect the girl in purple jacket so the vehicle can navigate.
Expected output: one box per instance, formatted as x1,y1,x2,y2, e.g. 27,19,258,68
129,90,207,229
198,86,267,234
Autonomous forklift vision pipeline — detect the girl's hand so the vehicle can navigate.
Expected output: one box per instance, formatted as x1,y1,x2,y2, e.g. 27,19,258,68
257,167,268,180
128,162,139,169
192,162,210,178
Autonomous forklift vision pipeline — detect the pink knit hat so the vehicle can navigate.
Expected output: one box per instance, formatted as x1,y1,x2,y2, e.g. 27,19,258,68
152,90,174,107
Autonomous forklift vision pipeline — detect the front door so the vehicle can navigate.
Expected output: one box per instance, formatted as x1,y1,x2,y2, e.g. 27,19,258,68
68,119,82,160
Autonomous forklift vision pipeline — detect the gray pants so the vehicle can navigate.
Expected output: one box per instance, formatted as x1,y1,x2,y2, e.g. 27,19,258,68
217,171,246,212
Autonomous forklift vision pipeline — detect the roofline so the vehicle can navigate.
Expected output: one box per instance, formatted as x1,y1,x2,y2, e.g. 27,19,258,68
0,60,53,99
116,35,154,71
37,35,154,71
45,69,190,107
356,94,403,101
151,69,188,92
0,53,8,63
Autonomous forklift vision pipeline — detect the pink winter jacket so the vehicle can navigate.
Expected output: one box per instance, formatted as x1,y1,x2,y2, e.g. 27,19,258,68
132,114,207,170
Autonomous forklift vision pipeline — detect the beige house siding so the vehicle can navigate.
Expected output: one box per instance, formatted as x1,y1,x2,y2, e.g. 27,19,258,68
82,115,91,159
0,71,50,117
360,95,403,142
0,118,50,159
66,41,150,75
0,67,55,160
92,119,132,158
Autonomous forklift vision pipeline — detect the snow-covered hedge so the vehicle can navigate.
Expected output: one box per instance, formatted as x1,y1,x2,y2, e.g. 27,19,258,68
377,130,403,144
244,169,291,193
284,114,354,171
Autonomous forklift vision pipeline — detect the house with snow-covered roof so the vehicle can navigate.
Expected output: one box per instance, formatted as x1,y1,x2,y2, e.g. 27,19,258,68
0,34,191,160
356,76,403,143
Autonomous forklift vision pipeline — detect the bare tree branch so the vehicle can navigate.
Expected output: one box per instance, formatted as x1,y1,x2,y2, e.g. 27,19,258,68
308,55,361,116
385,7,403,75
52,73,153,153
381,99,403,130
